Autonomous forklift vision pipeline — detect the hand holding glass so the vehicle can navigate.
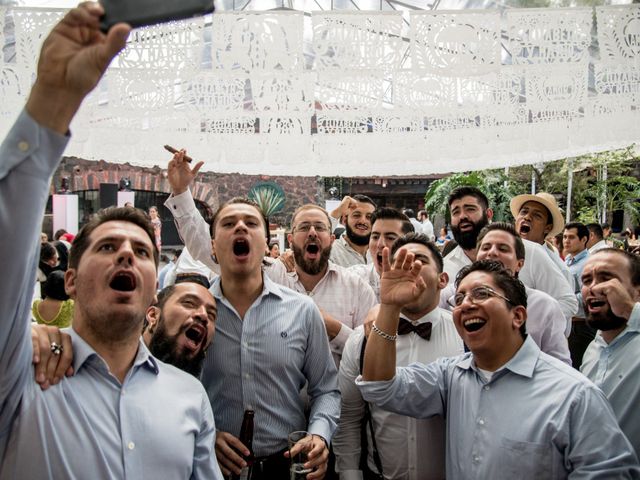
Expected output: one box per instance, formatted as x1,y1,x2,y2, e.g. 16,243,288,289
288,431,313,480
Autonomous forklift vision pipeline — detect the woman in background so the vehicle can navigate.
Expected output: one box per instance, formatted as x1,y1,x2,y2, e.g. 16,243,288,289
32,270,74,328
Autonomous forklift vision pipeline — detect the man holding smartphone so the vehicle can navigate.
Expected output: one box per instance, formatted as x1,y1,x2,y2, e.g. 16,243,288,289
0,5,222,479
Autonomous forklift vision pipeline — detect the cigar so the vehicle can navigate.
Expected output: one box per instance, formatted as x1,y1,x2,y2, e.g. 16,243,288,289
164,145,193,163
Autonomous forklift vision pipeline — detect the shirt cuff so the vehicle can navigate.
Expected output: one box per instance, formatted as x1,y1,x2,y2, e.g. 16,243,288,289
340,470,364,480
164,189,197,218
307,422,332,447
330,324,352,355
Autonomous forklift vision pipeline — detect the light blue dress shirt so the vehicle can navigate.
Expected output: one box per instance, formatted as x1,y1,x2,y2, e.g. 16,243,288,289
582,303,640,457
0,110,222,479
357,336,640,479
203,274,341,456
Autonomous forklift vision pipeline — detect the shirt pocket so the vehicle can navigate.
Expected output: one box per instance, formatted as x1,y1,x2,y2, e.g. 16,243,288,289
500,437,553,478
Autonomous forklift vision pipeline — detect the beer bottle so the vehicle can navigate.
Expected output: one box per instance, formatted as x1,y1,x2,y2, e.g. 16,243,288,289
232,410,254,480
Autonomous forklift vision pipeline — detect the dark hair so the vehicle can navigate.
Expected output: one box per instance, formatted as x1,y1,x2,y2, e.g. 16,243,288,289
564,222,589,241
441,239,458,258
402,208,416,219
600,222,610,230
211,197,269,242
477,222,525,261
68,207,159,270
290,204,332,230
390,233,443,273
352,194,376,209
371,207,414,235
586,223,604,240
175,273,211,290
448,186,489,210
42,270,69,301
40,242,57,263
155,285,176,311
54,229,68,241
455,259,527,337
591,248,640,286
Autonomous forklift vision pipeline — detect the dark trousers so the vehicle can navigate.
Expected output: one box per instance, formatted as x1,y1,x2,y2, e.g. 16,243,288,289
249,449,289,480
568,320,596,370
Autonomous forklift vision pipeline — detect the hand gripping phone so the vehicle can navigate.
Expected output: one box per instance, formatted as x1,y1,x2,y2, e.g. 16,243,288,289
100,0,214,33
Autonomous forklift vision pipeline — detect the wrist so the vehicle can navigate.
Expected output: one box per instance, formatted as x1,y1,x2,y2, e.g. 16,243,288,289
26,84,84,135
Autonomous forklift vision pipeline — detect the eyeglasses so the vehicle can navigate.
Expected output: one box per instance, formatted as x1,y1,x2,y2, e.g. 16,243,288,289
447,285,514,308
293,222,330,233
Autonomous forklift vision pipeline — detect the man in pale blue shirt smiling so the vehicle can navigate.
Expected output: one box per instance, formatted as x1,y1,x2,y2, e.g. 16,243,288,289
0,5,222,479
358,255,639,479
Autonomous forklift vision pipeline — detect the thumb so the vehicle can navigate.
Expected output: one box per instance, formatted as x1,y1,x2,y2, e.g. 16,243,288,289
192,161,205,176
100,24,131,67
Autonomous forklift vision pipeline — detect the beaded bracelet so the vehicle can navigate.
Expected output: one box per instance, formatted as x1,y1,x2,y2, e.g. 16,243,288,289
371,323,397,341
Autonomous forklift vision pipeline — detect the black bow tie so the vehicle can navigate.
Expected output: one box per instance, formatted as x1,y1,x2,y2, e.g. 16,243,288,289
397,319,432,340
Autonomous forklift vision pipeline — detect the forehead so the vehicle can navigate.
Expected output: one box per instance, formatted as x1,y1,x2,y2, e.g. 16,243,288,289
372,218,404,235
169,282,216,307
520,201,547,215
294,208,330,226
564,228,578,236
451,195,482,210
481,230,516,249
403,243,433,260
458,271,496,291
584,252,629,277
88,220,153,246
352,202,375,214
217,203,263,222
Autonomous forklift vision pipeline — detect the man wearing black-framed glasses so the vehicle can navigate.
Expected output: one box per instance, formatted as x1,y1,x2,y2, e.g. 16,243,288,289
357,256,639,478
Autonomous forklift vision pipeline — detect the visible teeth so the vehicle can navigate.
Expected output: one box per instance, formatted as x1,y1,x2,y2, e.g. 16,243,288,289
464,318,485,326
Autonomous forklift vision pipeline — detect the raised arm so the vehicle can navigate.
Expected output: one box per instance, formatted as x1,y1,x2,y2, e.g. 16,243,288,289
0,1,129,439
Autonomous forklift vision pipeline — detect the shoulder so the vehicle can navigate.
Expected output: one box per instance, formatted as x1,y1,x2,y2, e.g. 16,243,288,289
155,360,210,397
332,263,373,289
535,351,596,390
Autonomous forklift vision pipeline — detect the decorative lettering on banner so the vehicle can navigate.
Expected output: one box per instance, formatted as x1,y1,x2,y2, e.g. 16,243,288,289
410,11,500,75
113,19,205,72
183,73,250,113
595,64,640,96
506,8,592,64
312,12,404,71
315,71,385,110
316,113,371,135
596,5,640,64
525,64,587,122
251,73,314,114
394,71,458,113
211,12,304,72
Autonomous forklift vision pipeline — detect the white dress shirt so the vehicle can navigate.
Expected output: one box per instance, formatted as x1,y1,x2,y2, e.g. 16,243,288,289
334,308,464,480
264,260,377,365
588,239,608,254
443,240,578,323
543,242,575,336
348,263,380,302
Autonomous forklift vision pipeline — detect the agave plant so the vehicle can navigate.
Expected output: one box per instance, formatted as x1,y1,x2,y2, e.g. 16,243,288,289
248,182,286,217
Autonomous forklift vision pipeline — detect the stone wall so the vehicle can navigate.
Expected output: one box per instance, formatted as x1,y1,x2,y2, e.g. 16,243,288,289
52,157,325,227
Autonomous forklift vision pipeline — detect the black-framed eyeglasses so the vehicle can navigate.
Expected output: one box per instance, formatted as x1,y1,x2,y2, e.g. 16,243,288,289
293,222,330,233
447,285,514,308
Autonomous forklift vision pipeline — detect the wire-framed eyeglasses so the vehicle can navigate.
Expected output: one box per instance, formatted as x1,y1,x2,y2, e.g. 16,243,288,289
448,285,514,308
293,223,330,233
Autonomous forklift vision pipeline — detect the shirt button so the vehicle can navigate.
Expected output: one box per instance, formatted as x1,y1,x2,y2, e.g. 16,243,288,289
128,442,135,450
483,385,490,391
18,141,29,152
478,418,485,425
245,373,250,379
473,455,480,463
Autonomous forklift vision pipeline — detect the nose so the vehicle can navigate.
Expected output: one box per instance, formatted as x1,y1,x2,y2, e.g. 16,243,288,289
234,220,249,232
192,304,208,322
116,242,134,265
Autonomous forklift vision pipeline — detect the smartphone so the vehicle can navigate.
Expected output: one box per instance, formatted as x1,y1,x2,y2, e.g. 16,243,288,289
100,0,214,33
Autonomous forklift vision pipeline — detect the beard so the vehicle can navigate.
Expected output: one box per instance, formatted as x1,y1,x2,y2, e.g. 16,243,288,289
451,213,489,250
584,303,628,332
148,314,207,377
292,243,332,275
345,221,370,246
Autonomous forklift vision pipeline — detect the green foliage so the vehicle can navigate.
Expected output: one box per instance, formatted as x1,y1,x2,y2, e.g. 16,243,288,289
424,170,528,223
248,181,286,217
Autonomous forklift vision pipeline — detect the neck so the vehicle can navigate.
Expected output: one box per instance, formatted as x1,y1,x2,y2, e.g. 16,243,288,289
73,321,140,383
474,336,524,372
345,236,368,256
463,247,478,262
296,266,328,293
601,326,627,344
401,302,438,321
220,270,264,319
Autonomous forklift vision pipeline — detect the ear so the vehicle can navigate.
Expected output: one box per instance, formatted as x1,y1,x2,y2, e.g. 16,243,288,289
437,272,449,290
64,268,78,299
486,208,494,221
211,238,218,264
287,233,293,245
512,305,527,331
543,224,552,236
514,258,525,273
329,233,335,244
145,305,160,334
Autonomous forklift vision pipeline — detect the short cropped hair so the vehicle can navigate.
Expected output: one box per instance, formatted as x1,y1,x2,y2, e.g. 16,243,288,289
371,207,414,235
477,222,525,261
586,223,604,241
564,222,589,241
211,197,269,241
448,186,489,210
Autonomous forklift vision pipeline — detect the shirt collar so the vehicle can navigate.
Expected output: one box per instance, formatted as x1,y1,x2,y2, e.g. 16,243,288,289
65,327,159,376
566,249,589,265
456,336,539,379
211,272,285,305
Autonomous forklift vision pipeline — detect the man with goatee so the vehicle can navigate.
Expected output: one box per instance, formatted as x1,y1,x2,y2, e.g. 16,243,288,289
329,195,377,267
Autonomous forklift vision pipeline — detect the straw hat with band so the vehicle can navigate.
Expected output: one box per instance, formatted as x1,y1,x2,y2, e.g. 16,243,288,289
510,192,564,239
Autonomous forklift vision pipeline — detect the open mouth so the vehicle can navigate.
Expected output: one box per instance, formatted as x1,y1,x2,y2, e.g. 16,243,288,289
306,243,320,257
459,222,473,232
184,322,206,351
356,223,369,231
376,253,383,266
463,318,486,333
109,271,136,292
233,239,250,257
586,298,607,312
519,223,531,234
